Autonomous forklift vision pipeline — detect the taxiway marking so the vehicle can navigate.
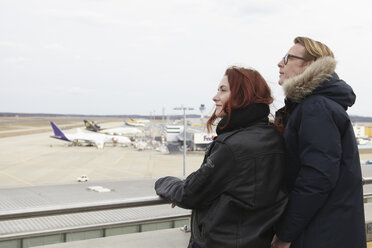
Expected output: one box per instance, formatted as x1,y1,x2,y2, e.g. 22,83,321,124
0,170,35,186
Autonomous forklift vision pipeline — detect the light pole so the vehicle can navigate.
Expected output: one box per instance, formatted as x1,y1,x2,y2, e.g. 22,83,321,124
173,106,194,176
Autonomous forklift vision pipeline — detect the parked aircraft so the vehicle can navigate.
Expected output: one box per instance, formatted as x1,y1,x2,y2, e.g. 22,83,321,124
125,118,148,127
50,122,131,149
84,120,142,136
131,118,150,123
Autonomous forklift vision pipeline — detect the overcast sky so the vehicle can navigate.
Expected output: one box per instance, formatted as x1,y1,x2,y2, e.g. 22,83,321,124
1,0,371,117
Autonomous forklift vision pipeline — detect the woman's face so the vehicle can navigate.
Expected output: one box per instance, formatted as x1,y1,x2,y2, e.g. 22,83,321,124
213,75,231,118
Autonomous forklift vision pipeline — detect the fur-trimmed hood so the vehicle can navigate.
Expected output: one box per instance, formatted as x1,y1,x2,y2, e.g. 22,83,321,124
282,56,336,102
282,56,355,109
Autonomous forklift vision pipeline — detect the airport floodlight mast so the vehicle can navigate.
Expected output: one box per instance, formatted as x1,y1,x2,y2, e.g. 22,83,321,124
199,104,205,123
173,106,194,176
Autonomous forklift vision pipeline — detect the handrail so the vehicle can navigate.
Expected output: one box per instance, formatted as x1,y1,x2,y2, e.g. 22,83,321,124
0,214,191,241
1,177,372,222
0,196,168,221
363,177,372,185
364,193,372,198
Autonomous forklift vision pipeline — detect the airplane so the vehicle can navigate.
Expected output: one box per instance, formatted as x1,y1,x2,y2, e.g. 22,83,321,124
50,122,131,149
84,120,142,136
125,118,147,127
130,118,150,123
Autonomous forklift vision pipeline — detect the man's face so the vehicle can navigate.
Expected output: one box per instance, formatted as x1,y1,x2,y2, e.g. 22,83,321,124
278,43,312,85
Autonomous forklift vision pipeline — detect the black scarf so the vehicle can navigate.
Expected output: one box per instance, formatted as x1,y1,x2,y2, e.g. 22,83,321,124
216,103,270,135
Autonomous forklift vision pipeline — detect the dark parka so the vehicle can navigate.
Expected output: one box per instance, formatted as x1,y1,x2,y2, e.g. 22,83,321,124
275,57,366,248
155,104,287,248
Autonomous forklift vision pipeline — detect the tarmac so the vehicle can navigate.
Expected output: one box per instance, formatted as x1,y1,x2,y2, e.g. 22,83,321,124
1,121,372,185
0,122,205,189
1,119,372,188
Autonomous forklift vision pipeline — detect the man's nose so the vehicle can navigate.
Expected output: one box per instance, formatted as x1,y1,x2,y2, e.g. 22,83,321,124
278,60,284,67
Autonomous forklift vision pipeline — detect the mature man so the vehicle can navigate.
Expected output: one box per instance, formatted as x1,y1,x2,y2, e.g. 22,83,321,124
271,37,366,248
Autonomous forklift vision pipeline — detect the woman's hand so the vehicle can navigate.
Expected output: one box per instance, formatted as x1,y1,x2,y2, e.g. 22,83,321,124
271,235,291,248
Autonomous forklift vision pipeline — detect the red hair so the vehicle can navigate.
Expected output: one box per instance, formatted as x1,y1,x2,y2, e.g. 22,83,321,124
207,67,273,132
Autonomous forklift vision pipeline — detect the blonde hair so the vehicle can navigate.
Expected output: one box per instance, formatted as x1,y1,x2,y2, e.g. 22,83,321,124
294,36,334,61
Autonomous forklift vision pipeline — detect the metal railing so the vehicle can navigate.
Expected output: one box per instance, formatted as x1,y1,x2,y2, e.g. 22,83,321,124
1,177,372,222
0,196,188,242
364,177,372,185
0,196,168,221
0,177,371,246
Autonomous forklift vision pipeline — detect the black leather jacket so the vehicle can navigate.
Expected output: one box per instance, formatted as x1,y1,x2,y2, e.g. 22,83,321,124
155,104,287,247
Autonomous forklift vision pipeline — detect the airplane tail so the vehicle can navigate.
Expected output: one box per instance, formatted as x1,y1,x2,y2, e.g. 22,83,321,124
50,122,69,141
84,120,100,132
84,120,91,128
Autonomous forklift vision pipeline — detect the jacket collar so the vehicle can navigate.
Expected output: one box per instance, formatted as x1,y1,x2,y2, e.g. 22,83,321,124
216,103,269,135
282,56,336,103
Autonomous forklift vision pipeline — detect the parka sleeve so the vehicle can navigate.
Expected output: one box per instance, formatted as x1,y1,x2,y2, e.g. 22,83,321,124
276,100,343,242
154,141,237,209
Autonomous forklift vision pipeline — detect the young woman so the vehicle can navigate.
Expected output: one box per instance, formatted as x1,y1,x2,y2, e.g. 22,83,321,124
155,66,287,248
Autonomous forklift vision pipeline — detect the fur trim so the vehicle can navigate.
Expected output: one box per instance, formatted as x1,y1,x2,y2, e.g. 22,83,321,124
282,56,336,102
